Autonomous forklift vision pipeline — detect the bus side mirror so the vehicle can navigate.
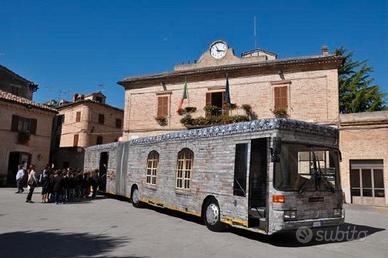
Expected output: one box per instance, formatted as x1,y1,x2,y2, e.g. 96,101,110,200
271,137,281,162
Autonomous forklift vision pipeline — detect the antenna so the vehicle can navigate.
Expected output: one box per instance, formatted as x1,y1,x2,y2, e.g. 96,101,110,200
253,16,257,49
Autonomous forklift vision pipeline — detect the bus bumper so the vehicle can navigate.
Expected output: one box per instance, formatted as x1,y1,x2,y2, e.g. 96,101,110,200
271,217,345,234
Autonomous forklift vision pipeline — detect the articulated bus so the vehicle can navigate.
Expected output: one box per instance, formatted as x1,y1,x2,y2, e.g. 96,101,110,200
84,118,344,234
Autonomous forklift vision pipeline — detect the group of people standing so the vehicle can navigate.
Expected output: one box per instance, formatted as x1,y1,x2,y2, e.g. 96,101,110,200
15,164,102,204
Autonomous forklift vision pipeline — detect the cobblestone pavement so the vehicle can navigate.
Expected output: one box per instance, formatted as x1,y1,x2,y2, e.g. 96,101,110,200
0,188,387,258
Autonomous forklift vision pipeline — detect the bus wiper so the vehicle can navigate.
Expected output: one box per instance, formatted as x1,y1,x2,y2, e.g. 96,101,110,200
298,152,321,193
313,152,335,192
312,152,321,191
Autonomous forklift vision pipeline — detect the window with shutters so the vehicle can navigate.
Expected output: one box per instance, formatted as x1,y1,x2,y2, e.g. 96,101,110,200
146,151,159,185
176,148,194,190
73,134,79,147
98,114,105,124
157,96,169,117
75,111,81,122
11,115,37,134
205,91,227,117
274,86,288,111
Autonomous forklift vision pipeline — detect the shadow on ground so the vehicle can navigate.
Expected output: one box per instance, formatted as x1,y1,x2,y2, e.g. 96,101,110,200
135,202,385,247
230,223,385,247
0,231,143,258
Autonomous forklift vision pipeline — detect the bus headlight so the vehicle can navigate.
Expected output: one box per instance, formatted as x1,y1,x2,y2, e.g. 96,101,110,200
284,210,297,221
333,208,342,217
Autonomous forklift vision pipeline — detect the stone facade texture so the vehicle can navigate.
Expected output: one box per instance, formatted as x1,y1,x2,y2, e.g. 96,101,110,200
84,119,343,234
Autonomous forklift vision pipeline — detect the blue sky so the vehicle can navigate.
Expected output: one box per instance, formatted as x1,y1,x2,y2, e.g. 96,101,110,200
0,0,387,108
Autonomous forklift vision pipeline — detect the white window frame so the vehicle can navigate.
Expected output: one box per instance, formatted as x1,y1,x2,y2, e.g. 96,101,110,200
146,151,159,185
176,149,193,190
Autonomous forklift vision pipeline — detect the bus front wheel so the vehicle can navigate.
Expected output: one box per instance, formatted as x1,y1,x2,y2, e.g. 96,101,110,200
204,199,226,232
131,187,141,208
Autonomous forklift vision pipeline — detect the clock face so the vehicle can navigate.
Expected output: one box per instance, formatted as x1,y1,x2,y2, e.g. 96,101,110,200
210,41,228,59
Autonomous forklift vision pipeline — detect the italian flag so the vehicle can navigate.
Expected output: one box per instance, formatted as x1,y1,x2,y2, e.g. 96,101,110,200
177,79,188,111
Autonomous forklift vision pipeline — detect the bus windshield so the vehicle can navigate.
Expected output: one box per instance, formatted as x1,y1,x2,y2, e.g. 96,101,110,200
274,143,340,192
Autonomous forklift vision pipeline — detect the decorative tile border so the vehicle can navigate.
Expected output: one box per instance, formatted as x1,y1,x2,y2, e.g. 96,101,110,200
129,119,338,146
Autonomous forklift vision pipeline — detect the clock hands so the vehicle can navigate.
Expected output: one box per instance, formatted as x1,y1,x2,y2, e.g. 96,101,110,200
215,46,225,53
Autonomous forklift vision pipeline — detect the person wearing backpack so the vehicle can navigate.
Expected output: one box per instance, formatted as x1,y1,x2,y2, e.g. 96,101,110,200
26,165,37,203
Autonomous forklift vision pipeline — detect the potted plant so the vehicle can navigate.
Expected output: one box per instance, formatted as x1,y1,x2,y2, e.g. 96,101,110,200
155,116,168,126
272,108,289,118
177,106,197,116
18,131,31,144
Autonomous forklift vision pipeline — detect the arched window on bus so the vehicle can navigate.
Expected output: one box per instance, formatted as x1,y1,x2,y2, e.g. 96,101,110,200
146,150,159,185
176,148,194,189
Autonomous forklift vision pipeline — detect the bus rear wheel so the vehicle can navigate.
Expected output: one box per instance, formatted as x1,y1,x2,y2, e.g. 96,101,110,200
204,199,226,232
131,187,141,208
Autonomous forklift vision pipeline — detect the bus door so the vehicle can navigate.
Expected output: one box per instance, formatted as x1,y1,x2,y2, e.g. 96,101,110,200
248,138,268,229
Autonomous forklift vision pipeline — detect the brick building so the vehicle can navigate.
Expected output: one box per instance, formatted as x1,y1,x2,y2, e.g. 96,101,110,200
117,40,387,206
52,92,123,169
0,65,57,185
119,41,340,139
339,111,388,206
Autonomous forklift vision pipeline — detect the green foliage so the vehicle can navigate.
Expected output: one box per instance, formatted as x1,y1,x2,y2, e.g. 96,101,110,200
272,108,288,118
177,106,197,116
204,105,222,117
241,104,257,120
155,116,167,126
336,47,386,113
180,115,193,125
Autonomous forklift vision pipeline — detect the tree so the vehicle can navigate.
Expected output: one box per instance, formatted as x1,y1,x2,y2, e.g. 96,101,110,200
336,47,386,113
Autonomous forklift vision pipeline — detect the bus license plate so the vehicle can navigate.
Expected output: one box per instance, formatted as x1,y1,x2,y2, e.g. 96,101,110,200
313,221,322,228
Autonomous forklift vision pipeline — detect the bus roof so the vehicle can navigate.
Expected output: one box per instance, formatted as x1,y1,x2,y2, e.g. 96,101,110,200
125,118,337,147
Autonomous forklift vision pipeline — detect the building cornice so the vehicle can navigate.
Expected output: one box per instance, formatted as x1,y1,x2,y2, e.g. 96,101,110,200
118,55,343,89
57,99,123,113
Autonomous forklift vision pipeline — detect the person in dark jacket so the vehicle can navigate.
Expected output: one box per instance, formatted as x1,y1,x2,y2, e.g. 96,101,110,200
83,172,91,198
52,172,62,204
67,172,75,202
62,170,69,202
74,171,81,200
91,170,99,198
39,165,50,203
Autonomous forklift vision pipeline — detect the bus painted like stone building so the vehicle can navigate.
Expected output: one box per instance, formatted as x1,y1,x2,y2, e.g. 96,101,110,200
84,118,344,234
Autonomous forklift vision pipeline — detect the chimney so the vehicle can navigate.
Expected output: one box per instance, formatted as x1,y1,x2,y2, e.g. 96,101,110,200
321,45,329,57
72,93,79,102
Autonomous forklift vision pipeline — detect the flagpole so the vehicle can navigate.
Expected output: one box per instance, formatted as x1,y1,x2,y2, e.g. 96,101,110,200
186,77,190,106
